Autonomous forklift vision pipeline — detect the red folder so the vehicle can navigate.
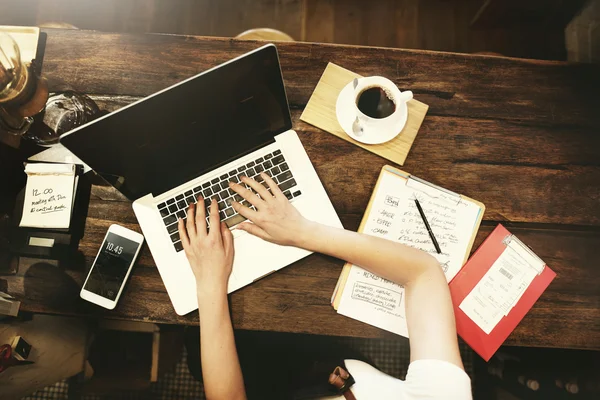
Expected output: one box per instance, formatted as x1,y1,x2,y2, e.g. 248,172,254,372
449,224,556,361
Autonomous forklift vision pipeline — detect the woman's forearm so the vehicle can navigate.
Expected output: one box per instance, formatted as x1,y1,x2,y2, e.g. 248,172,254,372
228,174,463,369
296,221,440,286
198,288,246,400
296,221,464,368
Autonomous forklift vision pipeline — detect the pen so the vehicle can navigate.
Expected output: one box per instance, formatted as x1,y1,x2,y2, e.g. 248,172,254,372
414,199,442,254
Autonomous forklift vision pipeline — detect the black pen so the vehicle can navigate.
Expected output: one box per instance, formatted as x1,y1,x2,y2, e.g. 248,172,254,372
414,199,442,254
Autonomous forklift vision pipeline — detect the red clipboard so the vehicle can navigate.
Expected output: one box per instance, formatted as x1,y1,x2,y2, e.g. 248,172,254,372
449,224,556,361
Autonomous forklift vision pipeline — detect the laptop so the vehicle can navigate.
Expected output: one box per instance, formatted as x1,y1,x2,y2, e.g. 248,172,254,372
60,44,342,315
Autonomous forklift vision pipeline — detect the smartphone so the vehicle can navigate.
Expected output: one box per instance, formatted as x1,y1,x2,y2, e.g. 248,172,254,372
80,224,144,310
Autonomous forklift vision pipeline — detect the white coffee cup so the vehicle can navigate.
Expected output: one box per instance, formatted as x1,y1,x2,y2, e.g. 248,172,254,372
351,76,412,139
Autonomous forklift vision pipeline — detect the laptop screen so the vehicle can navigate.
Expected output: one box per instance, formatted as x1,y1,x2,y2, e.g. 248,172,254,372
60,45,292,200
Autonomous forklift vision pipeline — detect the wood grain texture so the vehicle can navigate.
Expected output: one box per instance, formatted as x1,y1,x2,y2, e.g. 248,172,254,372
300,63,429,166
470,0,589,29
0,0,570,60
2,30,600,350
36,31,600,225
36,31,599,128
302,0,334,43
332,0,364,46
419,0,457,52
7,212,600,348
394,0,420,50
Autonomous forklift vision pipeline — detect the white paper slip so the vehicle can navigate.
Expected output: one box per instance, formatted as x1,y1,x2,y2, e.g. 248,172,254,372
337,169,482,337
28,143,92,174
338,266,409,337
0,291,20,317
459,239,544,334
19,163,77,229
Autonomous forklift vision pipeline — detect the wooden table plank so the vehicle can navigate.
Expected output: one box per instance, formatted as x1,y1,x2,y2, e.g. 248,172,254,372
3,30,600,350
41,30,600,128
7,215,600,349
89,96,600,226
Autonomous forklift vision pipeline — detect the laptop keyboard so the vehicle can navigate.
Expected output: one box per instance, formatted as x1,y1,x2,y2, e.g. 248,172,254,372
156,150,302,252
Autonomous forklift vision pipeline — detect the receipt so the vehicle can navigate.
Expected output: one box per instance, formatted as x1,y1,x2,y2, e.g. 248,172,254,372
459,240,544,334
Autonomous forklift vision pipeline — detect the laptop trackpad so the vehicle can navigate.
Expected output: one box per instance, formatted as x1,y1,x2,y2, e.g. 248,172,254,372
228,232,309,291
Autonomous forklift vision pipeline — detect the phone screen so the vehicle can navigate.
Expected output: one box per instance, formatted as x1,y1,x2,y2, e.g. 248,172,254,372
84,232,140,300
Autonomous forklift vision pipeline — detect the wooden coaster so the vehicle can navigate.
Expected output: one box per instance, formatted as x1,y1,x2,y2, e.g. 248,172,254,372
300,63,429,165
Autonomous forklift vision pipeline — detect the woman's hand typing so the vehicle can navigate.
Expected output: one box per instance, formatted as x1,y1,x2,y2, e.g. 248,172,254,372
178,198,234,295
228,172,313,247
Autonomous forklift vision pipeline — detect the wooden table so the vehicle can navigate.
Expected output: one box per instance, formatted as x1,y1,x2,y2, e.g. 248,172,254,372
4,29,600,351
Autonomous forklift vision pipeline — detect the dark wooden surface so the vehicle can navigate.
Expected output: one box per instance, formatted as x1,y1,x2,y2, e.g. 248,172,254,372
3,29,600,350
0,0,570,60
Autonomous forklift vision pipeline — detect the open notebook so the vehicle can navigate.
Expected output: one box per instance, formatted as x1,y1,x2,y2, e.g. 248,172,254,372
331,165,485,337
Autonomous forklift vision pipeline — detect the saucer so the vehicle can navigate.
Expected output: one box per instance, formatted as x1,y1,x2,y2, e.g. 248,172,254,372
335,81,408,145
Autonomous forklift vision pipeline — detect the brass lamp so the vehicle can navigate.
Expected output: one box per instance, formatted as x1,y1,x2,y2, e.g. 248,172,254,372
0,32,48,136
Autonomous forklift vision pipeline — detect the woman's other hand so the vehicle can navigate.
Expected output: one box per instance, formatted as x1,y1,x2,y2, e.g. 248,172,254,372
178,198,234,295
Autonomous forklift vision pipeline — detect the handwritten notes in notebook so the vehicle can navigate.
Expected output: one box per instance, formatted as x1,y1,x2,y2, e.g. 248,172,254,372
337,170,482,337
19,163,77,229
459,237,545,334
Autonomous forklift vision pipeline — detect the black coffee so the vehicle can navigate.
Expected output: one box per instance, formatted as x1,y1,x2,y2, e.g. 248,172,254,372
356,86,396,119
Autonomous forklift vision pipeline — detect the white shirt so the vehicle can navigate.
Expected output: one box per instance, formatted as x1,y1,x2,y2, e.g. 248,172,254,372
319,359,472,400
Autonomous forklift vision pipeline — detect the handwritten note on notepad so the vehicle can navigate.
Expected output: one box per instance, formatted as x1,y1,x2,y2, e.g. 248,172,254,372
336,169,483,337
19,163,77,229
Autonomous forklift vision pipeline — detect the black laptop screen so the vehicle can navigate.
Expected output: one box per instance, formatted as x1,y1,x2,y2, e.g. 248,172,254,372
60,45,292,200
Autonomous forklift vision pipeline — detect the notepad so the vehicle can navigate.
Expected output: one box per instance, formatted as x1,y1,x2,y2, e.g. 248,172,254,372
331,165,485,337
19,163,78,229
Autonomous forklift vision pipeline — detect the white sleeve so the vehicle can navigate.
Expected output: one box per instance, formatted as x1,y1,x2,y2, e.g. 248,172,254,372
403,359,472,400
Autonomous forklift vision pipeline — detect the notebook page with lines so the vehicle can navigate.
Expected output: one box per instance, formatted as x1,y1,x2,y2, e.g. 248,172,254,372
332,165,484,337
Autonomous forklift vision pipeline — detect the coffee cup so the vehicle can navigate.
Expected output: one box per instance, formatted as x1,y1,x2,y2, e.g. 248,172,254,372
336,76,412,144
351,76,412,138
